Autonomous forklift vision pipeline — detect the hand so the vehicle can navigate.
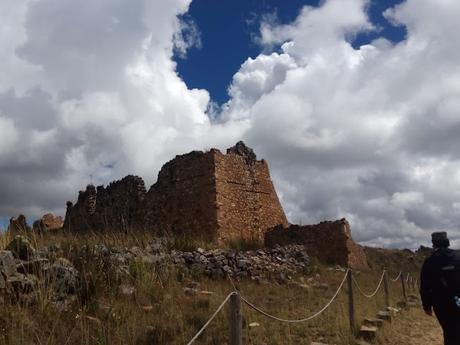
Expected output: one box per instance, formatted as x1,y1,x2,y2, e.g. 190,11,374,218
424,308,433,316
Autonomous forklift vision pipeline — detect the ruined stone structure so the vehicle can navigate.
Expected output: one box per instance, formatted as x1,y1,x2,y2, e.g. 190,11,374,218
64,142,288,243
64,175,147,232
32,213,64,233
264,218,368,269
8,215,31,234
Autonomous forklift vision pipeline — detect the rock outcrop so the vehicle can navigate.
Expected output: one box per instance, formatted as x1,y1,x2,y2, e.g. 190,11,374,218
8,215,31,234
33,213,64,233
64,142,288,244
264,218,368,269
0,236,80,305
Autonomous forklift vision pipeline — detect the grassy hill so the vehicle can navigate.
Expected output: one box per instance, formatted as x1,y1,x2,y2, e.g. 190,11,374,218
0,230,428,345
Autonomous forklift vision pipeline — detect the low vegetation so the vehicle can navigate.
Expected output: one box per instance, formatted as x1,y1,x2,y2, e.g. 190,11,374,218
0,230,424,345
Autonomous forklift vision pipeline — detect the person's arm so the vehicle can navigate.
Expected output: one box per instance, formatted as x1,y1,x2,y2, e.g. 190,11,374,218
420,258,433,315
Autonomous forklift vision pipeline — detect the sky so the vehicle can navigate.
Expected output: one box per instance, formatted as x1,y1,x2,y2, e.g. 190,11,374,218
1,0,460,249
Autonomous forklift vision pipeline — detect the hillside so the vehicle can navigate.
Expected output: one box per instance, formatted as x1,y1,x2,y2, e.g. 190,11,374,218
0,230,429,345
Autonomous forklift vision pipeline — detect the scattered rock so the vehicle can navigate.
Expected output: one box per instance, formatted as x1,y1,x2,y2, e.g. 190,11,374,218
6,236,35,260
7,273,37,294
0,251,17,277
48,258,80,295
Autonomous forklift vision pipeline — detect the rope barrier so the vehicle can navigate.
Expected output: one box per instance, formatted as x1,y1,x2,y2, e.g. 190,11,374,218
240,269,349,323
185,268,414,344
186,291,235,345
390,271,402,282
405,273,410,283
352,271,385,298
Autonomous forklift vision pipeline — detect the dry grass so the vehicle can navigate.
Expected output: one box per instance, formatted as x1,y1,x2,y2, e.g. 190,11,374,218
0,230,422,345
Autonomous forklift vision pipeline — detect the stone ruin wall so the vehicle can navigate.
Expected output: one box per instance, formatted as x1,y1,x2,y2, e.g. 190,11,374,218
145,150,218,240
264,218,369,269
63,142,288,244
214,148,288,243
64,175,147,232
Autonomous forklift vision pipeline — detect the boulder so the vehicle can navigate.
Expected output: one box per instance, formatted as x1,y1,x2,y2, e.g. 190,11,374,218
0,250,17,277
5,235,35,260
48,258,80,295
7,273,37,294
17,258,49,275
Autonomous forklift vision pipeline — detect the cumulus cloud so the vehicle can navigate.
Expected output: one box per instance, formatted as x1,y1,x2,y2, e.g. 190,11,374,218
1,0,460,249
223,0,460,248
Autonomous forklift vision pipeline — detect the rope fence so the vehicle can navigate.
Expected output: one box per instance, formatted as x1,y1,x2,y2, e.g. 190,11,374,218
352,270,385,298
241,269,349,323
185,268,419,345
390,271,402,282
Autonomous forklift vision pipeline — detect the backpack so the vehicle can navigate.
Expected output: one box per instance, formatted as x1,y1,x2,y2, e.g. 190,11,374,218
439,251,460,307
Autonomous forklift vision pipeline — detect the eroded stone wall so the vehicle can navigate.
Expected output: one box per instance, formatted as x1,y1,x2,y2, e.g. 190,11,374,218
145,150,218,240
214,143,288,243
64,175,147,232
264,218,368,269
8,215,31,234
33,213,64,233
63,142,288,243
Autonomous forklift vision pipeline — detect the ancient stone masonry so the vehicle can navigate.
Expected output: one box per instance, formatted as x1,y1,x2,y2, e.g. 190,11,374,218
32,213,64,233
145,141,288,242
264,218,369,269
64,175,147,232
8,215,31,234
145,149,218,240
64,142,288,243
214,142,288,242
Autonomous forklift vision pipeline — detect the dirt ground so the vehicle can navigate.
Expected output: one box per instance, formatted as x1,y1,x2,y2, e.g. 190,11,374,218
383,307,443,345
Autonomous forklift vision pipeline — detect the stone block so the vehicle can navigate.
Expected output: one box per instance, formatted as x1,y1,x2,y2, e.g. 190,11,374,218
359,325,378,341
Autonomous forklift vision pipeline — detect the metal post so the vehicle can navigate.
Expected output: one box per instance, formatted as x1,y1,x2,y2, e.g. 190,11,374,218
401,273,407,302
383,270,390,307
230,292,243,345
347,270,356,334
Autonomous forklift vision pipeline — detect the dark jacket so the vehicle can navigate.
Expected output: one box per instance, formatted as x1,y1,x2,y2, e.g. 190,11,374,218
420,248,460,310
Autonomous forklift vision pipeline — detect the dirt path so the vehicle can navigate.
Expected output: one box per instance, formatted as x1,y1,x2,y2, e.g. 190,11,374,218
383,308,443,345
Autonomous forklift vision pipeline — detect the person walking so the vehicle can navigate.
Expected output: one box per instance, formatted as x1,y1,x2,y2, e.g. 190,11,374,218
420,232,460,345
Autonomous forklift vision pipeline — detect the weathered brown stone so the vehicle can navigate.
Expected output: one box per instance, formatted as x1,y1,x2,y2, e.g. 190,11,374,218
33,213,64,233
63,175,147,232
145,142,288,243
8,215,31,234
264,218,368,269
63,142,288,243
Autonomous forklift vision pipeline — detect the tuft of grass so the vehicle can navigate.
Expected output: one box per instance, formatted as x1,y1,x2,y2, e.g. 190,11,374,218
226,237,264,251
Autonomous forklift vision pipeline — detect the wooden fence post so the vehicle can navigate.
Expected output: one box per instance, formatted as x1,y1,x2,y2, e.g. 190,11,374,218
400,273,407,302
347,270,356,334
230,292,243,345
383,270,390,307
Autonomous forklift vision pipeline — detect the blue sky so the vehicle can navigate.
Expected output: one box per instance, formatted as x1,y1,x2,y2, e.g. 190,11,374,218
176,0,406,104
0,218,7,230
1,0,460,248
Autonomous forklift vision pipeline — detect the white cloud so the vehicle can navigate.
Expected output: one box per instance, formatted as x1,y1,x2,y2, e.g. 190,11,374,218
223,0,460,248
1,0,460,249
